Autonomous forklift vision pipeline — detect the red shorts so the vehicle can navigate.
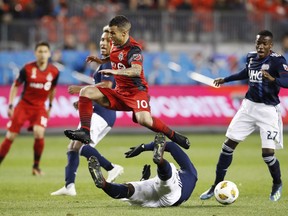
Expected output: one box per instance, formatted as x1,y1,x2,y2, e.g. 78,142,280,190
7,102,48,133
98,87,151,113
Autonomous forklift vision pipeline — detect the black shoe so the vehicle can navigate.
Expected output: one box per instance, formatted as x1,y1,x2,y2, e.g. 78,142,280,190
153,133,166,164
88,156,106,188
170,132,190,149
64,128,93,144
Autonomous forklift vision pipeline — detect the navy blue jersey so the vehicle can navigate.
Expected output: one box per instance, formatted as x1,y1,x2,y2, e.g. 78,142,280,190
224,51,288,106
92,62,116,127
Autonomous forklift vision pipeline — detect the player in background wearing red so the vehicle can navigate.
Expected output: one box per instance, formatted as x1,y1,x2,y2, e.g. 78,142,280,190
0,42,59,176
64,15,190,150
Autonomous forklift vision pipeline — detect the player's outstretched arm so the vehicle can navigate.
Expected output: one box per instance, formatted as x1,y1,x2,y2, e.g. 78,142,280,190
86,55,110,64
125,144,145,158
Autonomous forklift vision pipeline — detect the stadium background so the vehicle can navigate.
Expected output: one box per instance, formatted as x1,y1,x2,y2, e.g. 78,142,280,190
1,1,288,215
1,0,288,134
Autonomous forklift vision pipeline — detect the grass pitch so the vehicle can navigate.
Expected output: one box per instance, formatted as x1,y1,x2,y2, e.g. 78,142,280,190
0,133,288,216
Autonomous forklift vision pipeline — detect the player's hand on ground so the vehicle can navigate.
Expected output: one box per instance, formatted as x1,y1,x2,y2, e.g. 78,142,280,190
68,85,82,94
73,101,79,110
140,164,151,181
86,56,104,64
262,70,275,82
125,144,145,158
214,78,225,87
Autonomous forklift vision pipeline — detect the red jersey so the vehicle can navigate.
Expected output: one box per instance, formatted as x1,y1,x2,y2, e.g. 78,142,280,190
15,62,59,108
109,36,148,95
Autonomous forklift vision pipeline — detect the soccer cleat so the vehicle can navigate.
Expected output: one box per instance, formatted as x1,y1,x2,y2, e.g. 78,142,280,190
269,183,282,201
170,132,190,150
200,185,215,200
153,133,167,164
50,183,76,196
106,164,124,183
88,156,106,188
64,128,93,144
32,167,44,176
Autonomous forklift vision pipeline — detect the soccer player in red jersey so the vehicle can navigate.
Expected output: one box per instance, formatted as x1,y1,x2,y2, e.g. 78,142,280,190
0,41,59,175
64,15,190,150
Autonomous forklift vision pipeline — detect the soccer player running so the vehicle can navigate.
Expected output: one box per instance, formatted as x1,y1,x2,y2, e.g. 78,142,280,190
200,30,288,202
88,133,198,207
0,42,59,175
64,15,190,150
51,26,123,196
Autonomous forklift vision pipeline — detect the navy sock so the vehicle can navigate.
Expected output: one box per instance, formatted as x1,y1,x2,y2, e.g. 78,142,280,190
263,153,282,185
80,145,113,171
157,159,172,181
214,143,234,185
103,183,130,199
65,151,79,186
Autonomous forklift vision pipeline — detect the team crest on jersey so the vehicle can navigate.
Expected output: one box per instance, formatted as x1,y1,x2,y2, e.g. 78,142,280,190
283,64,288,71
46,73,53,81
118,52,124,61
132,54,142,61
31,67,37,79
261,64,269,70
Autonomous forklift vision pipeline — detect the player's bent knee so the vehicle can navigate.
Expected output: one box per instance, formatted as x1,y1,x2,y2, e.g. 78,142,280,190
68,140,83,152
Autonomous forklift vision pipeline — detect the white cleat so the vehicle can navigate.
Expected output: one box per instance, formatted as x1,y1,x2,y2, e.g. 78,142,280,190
106,164,124,183
51,183,76,196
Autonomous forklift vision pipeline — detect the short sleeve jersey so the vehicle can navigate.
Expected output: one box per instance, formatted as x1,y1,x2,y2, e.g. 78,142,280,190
15,61,59,108
92,62,116,127
109,36,148,95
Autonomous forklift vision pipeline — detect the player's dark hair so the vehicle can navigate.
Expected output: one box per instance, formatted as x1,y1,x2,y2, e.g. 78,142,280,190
109,15,131,31
257,30,273,39
35,41,50,50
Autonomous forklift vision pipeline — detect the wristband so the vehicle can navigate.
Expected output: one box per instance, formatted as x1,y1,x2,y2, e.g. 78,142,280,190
8,104,13,109
49,103,53,108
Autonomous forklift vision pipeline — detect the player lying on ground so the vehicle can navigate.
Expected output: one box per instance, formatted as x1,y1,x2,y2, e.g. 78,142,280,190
88,133,197,207
200,30,288,202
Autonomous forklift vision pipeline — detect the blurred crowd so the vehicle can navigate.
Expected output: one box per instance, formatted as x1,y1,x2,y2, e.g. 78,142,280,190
1,0,288,21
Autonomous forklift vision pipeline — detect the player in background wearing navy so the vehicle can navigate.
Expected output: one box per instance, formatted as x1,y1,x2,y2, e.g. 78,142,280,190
0,42,59,176
51,26,123,196
200,30,288,202
88,133,197,207
64,15,190,150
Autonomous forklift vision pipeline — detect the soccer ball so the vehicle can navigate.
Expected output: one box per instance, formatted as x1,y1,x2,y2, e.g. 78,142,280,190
214,180,239,205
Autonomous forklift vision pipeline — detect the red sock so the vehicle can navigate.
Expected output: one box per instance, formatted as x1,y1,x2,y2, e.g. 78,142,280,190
0,138,13,163
151,117,175,139
33,138,44,168
79,96,93,131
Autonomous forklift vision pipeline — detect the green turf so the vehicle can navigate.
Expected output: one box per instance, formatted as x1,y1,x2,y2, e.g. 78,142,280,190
0,133,287,216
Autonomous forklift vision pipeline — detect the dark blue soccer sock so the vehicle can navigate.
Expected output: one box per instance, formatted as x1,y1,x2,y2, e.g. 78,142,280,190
262,153,282,185
103,183,130,199
65,151,79,186
214,143,234,185
80,145,113,171
157,159,172,181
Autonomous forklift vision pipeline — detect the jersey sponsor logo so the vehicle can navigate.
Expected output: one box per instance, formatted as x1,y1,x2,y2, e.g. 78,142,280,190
117,63,126,69
248,69,262,83
118,52,124,61
132,54,142,61
283,64,288,71
30,81,52,91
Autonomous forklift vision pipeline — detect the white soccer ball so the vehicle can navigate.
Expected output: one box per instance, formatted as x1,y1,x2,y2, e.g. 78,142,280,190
214,180,239,205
